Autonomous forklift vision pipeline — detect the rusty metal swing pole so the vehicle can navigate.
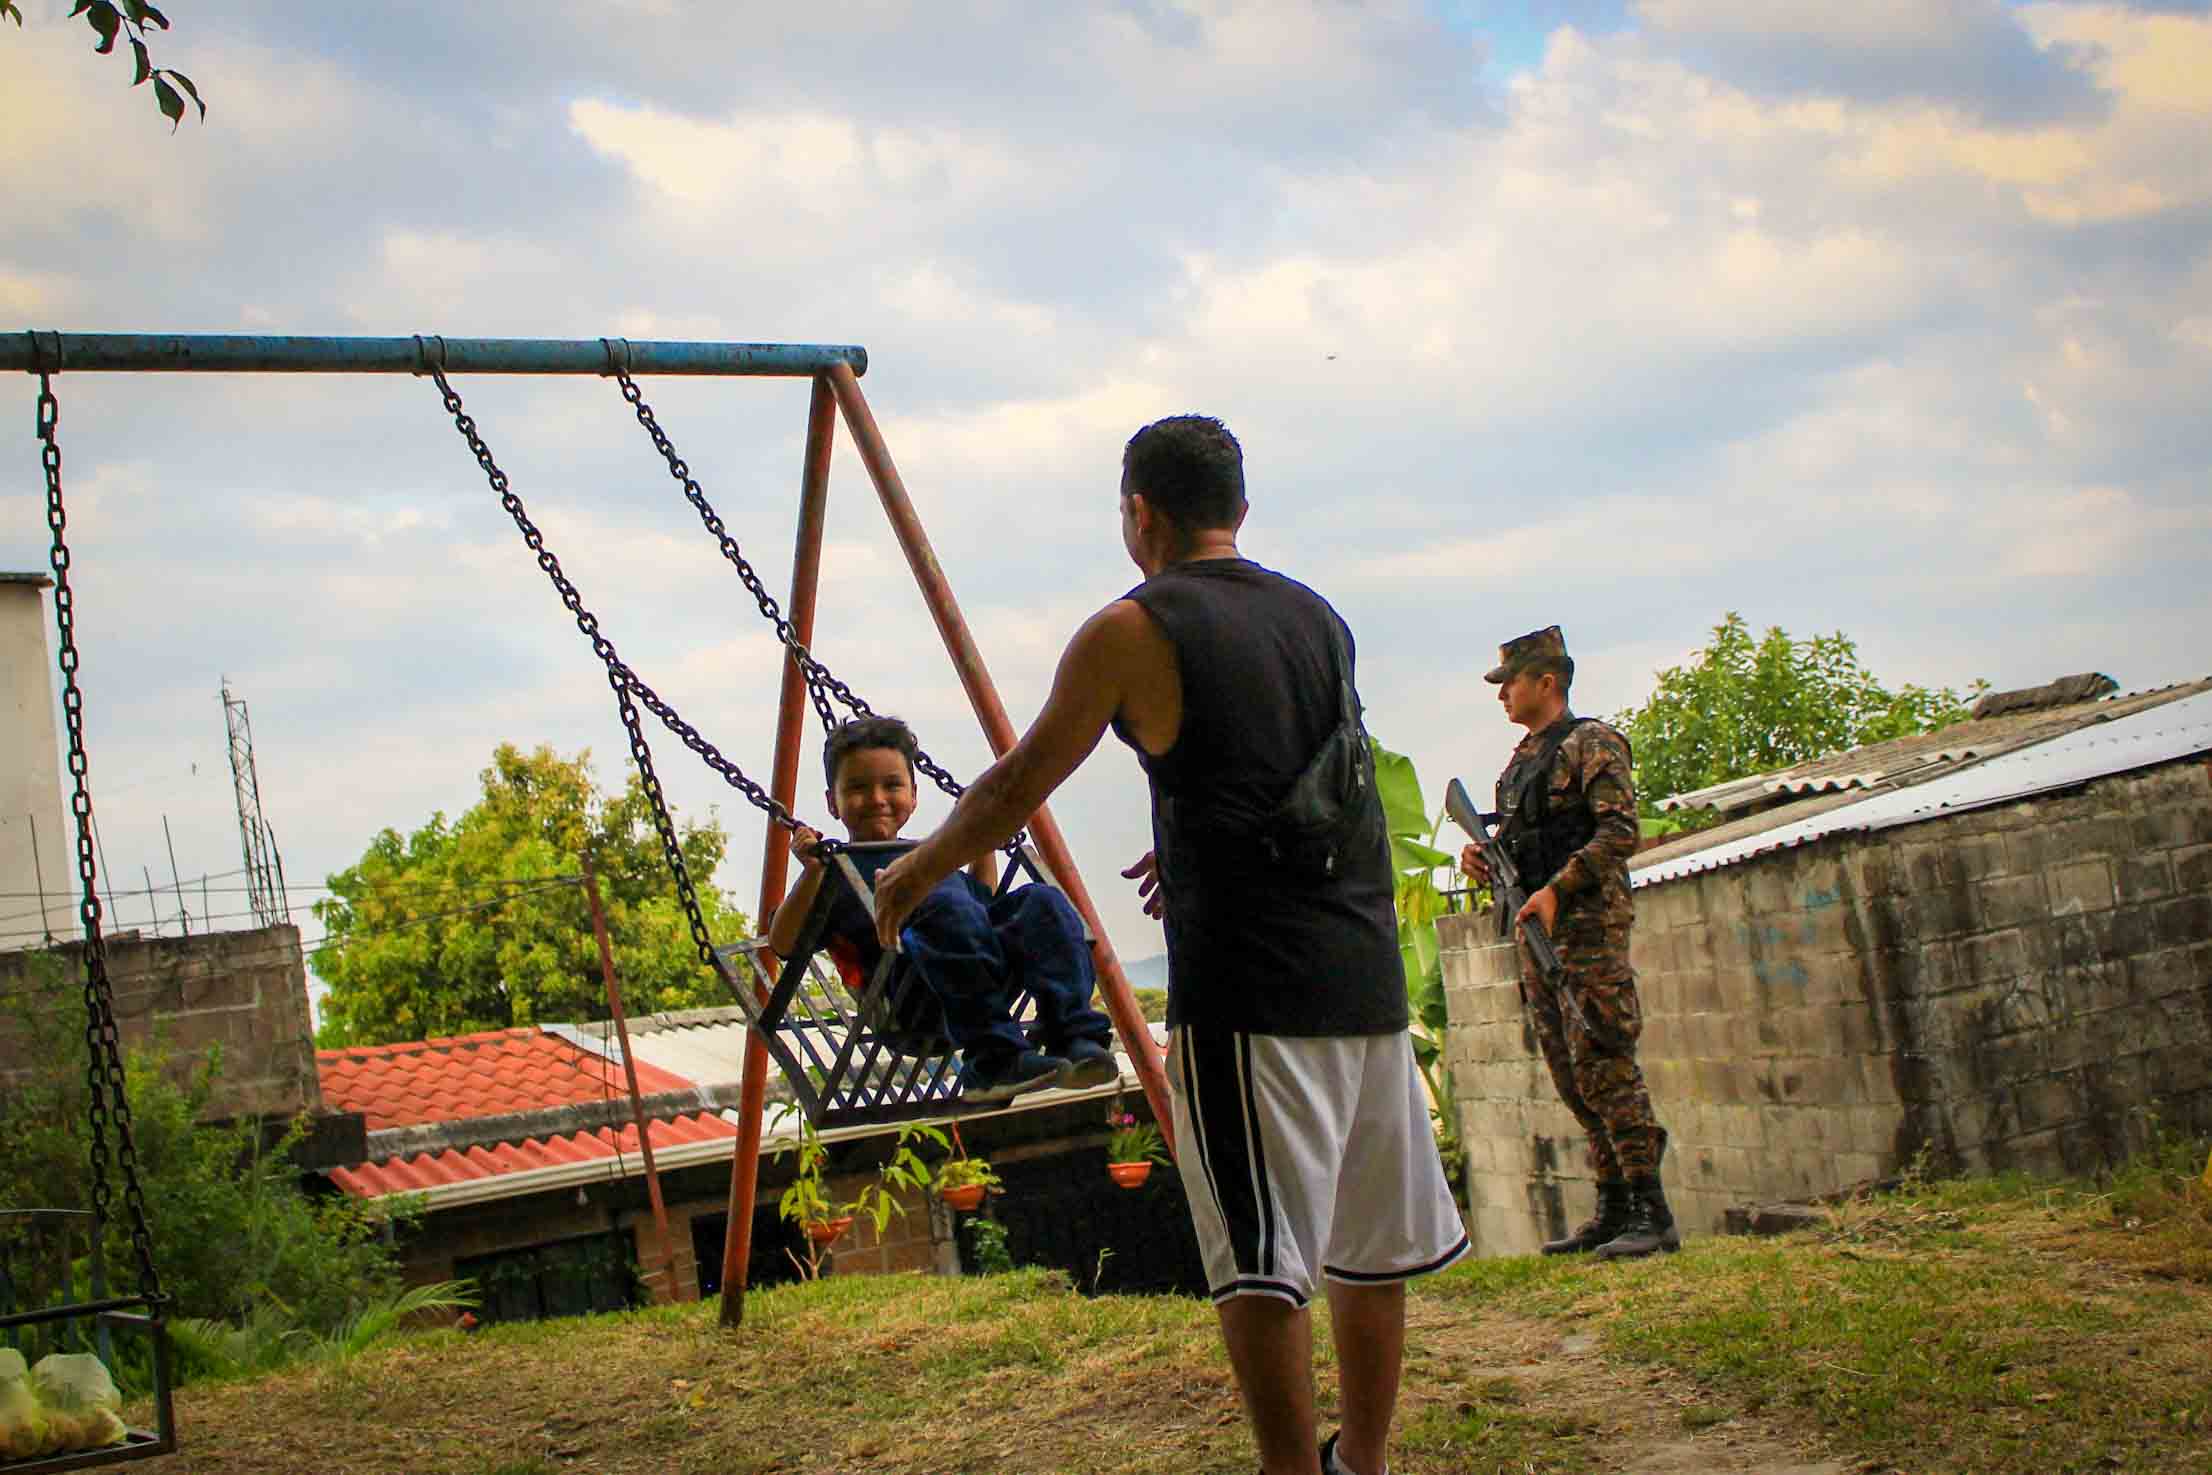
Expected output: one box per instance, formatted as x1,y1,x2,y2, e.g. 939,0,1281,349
824,361,1176,1146
718,375,838,1329
582,853,681,1301
3,331,864,378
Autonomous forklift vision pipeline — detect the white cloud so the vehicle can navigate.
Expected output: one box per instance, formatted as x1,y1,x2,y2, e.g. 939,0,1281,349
1632,0,2106,122
569,101,1037,222
2023,4,2212,111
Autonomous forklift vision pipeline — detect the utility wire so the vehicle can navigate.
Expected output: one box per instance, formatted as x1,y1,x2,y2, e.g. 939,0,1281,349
0,873,594,933
0,878,586,987
0,874,588,903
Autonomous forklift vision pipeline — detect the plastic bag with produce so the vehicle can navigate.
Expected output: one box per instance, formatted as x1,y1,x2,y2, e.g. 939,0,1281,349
0,1349,54,1460
30,1352,128,1453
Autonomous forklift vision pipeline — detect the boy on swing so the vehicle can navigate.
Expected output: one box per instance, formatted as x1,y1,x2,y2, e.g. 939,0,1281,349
766,715,1119,1102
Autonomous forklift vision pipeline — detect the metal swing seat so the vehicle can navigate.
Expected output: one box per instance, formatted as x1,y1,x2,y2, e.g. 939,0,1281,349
715,837,1095,1127
424,357,1087,1129
3,373,177,1471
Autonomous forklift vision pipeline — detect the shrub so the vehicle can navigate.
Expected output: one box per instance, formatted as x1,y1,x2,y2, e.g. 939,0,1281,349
1,959,416,1371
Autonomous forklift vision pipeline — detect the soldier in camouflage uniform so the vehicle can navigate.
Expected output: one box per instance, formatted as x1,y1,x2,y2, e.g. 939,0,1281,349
1459,626,1677,1259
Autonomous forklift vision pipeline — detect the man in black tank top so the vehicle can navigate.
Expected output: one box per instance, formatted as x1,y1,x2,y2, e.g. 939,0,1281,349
873,417,1465,1475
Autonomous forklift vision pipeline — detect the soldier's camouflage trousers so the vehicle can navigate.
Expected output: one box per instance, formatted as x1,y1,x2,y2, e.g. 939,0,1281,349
1518,951,1664,1179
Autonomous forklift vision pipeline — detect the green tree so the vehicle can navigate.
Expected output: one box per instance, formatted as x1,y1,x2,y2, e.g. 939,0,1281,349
6,1,206,128
312,744,748,1047
1617,613,1986,826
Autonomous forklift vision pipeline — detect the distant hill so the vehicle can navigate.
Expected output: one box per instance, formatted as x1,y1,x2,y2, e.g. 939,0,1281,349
1117,953,1170,991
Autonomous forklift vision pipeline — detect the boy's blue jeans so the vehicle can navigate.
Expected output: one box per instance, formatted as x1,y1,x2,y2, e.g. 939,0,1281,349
897,876,1113,1068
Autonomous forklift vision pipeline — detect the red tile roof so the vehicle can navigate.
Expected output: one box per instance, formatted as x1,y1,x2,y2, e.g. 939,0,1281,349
327,1111,737,1198
318,1027,695,1131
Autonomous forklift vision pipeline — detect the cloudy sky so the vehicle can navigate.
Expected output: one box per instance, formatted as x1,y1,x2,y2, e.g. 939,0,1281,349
2,1,2207,997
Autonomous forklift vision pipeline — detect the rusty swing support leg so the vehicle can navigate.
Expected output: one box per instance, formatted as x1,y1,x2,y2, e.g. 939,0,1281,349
719,375,837,1329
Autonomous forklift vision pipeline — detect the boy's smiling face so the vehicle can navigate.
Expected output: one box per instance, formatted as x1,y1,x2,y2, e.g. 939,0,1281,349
826,745,917,842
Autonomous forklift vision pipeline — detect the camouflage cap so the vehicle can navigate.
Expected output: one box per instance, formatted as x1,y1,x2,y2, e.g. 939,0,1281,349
1484,625,1568,684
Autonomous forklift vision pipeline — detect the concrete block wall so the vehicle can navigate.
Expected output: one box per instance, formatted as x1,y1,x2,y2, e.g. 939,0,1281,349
396,1178,712,1308
617,1195,707,1305
1862,758,2212,1175
1442,753,2212,1258
0,923,322,1122
814,1173,945,1276
0,576,75,948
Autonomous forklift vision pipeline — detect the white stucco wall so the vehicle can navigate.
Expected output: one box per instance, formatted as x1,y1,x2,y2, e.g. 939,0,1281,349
1,575,75,948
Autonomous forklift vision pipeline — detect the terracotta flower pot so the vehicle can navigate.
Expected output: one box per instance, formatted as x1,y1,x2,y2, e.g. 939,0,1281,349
939,1183,987,1212
806,1214,854,1247
1107,1161,1153,1189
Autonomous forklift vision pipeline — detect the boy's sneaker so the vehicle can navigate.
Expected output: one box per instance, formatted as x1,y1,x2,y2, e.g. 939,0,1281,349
1055,1038,1119,1090
960,1050,1065,1103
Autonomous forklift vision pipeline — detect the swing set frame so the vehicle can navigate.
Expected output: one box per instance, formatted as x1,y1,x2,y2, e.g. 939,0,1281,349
5,330,1174,1332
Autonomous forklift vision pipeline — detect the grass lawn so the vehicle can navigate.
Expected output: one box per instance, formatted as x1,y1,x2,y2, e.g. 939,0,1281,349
154,1154,2211,1475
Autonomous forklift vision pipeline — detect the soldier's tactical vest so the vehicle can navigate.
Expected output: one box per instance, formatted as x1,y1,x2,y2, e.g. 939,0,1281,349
1497,716,1598,889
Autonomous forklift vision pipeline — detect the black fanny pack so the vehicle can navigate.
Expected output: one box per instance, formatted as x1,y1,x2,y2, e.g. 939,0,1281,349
1167,618,1381,882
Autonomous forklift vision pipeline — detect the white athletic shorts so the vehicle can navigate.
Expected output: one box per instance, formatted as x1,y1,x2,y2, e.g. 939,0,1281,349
1167,1026,1470,1307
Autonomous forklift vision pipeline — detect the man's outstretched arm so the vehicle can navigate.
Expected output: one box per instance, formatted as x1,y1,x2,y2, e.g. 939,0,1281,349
871,600,1148,946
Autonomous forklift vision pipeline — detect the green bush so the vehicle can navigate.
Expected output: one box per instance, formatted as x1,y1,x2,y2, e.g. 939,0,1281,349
2,959,416,1367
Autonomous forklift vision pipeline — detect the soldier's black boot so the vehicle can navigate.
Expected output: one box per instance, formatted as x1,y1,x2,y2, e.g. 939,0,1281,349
1541,1179,1631,1256
1595,1175,1680,1260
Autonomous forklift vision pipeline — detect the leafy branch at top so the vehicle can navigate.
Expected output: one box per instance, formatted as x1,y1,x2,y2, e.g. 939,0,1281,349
1616,612,1988,825
13,1,209,130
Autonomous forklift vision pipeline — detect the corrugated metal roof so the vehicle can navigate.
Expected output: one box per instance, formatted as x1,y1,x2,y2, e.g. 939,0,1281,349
1634,683,2212,886
1654,679,2207,814
549,1010,754,1087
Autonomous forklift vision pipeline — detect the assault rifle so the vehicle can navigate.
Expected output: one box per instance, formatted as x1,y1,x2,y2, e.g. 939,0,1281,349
1445,777,1565,990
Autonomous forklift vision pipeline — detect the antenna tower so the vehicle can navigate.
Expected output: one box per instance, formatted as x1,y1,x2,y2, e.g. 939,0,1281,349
221,678,290,928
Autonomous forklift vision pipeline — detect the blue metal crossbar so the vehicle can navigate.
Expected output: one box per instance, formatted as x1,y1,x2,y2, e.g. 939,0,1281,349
3,332,866,377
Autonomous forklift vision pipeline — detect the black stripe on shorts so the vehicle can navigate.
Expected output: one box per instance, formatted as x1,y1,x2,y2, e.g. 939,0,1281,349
1324,1234,1473,1284
1184,1028,1271,1281
1209,1276,1309,1308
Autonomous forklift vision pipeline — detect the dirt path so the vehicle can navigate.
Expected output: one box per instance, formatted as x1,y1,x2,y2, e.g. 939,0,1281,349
1397,1297,1853,1475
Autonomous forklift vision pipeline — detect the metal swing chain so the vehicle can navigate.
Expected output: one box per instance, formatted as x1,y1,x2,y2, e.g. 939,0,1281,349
616,373,841,734
611,372,972,805
427,369,786,970
604,668,721,973
37,371,164,1305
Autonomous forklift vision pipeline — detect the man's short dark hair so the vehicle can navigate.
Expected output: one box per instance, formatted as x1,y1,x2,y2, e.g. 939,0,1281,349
1533,656,1575,694
823,716,919,788
1122,415,1246,531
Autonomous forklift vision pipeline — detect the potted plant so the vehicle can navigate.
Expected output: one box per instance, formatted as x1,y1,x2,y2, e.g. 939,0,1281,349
1106,1105,1169,1189
934,1154,1001,1213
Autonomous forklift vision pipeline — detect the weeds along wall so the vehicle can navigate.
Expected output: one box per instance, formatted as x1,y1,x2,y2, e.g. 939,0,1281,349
1442,754,2212,1257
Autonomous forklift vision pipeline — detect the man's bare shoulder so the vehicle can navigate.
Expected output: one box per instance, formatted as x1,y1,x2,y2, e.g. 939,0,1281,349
1071,598,1179,755
1075,598,1172,665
